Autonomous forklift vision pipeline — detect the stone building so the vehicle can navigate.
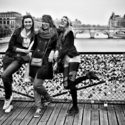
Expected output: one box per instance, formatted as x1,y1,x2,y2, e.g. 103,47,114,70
0,11,22,29
108,12,125,28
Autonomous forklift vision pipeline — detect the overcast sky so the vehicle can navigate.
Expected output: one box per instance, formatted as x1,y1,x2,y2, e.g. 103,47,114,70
0,0,125,25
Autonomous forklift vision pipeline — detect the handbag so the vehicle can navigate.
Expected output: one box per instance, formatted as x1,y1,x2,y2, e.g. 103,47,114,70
31,58,43,67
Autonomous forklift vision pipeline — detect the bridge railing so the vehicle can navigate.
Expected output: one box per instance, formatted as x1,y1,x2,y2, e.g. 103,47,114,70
0,52,125,104
73,27,125,38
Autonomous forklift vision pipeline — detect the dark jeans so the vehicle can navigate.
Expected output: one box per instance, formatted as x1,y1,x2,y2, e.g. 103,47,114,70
2,58,22,99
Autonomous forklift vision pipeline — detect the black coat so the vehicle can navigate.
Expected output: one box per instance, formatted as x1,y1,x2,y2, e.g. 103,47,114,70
30,32,58,79
56,30,78,61
5,28,36,57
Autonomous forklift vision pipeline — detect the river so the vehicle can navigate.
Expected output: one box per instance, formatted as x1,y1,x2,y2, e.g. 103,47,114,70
0,38,125,52
75,38,125,52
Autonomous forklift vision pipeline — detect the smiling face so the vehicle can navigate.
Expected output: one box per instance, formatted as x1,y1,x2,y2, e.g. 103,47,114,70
60,17,69,28
41,21,50,30
24,18,33,31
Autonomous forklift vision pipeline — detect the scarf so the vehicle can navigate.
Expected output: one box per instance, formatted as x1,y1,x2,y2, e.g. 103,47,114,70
21,28,32,48
38,27,57,39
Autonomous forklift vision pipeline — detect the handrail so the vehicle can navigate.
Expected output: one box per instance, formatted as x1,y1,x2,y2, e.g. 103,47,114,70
1,51,125,55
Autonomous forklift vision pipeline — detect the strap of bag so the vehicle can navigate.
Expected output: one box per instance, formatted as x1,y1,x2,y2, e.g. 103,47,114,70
28,40,34,51
42,39,51,60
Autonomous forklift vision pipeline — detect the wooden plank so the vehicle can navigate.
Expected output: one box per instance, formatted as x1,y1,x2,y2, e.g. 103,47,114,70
38,103,56,125
0,101,21,125
91,104,99,125
2,101,28,125
64,105,75,125
28,104,47,125
0,100,6,117
114,105,125,125
19,103,36,125
11,102,33,125
46,103,63,125
55,103,70,125
107,104,118,125
73,103,84,125
99,104,108,125
121,104,125,116
82,104,91,125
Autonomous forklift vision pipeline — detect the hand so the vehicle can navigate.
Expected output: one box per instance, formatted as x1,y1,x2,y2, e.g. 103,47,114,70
23,49,30,54
27,52,32,59
54,50,59,61
53,62,58,72
48,50,54,62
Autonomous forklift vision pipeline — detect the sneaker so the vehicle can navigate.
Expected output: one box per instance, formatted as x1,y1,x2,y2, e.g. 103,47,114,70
4,105,13,113
3,95,13,110
34,108,42,118
67,106,79,115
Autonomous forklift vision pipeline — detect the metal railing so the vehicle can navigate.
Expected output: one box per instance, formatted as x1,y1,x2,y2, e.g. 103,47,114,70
0,52,125,104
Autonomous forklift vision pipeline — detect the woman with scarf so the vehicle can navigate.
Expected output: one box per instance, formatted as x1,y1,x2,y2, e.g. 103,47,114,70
29,15,58,118
2,15,36,112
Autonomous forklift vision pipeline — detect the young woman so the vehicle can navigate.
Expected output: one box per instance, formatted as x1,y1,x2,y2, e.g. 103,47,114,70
1,15,36,112
29,14,58,118
53,16,80,115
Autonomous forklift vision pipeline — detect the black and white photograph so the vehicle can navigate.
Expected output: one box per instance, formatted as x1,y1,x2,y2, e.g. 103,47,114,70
0,0,125,124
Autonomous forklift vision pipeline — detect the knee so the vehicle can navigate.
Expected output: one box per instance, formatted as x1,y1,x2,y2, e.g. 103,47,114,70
68,79,76,90
33,81,39,91
1,72,8,81
33,79,43,91
69,71,77,82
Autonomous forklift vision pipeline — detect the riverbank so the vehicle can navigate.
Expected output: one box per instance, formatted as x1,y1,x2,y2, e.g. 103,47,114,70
0,36,10,44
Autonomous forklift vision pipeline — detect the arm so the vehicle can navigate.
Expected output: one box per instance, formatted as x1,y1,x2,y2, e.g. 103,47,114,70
48,33,58,62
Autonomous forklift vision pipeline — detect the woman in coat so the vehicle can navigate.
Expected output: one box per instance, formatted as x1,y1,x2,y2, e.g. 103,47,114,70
2,14,36,112
53,16,80,115
29,14,58,118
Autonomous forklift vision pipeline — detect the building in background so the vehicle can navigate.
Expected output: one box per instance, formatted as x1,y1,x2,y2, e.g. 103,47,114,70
0,11,22,29
108,12,125,28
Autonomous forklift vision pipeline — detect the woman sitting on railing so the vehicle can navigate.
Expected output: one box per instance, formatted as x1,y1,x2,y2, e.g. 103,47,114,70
1,14,36,113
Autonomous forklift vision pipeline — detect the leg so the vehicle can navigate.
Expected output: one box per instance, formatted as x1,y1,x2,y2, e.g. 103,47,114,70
67,62,79,115
2,60,22,99
2,60,22,110
33,76,52,117
33,77,52,101
63,66,69,89
33,77,45,109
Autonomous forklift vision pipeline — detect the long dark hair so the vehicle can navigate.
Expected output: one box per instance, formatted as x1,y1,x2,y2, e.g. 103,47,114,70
22,15,35,35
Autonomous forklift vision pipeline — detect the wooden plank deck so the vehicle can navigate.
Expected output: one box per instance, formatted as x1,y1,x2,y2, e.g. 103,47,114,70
0,101,125,125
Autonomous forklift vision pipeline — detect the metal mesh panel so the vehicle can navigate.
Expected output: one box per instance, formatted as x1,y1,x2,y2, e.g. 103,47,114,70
0,53,125,103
